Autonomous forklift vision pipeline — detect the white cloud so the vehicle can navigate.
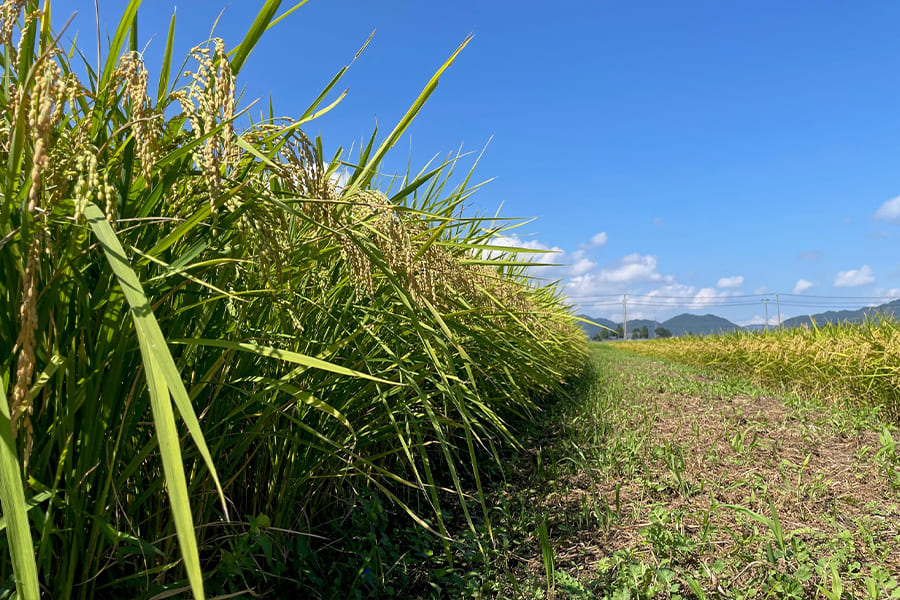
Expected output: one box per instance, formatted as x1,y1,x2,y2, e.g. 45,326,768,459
653,217,664,226
691,287,723,308
570,257,596,276
874,195,900,224
717,276,744,289
793,279,815,294
490,235,562,263
598,253,664,284
873,288,900,301
565,254,668,309
738,315,771,327
590,231,609,247
644,283,735,310
753,286,770,295
737,314,789,327
833,265,875,287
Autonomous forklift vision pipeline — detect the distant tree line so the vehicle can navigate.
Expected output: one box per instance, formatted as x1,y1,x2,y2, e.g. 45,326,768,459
590,325,672,341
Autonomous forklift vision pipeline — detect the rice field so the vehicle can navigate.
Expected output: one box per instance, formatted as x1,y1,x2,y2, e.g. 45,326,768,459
5,2,899,599
626,318,900,425
0,2,586,598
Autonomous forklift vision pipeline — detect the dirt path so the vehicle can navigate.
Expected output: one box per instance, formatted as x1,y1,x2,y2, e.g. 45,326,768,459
488,344,900,598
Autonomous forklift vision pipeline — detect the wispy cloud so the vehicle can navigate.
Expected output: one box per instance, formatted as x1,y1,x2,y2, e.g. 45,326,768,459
873,288,900,300
590,231,608,248
792,279,815,294
570,257,596,276
716,276,743,289
738,315,782,327
653,217,664,226
798,251,822,261
833,264,875,287
874,195,900,224
690,287,729,308
598,253,665,284
489,234,563,266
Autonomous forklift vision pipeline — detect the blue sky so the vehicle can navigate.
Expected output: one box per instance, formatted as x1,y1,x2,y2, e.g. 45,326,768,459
51,1,900,325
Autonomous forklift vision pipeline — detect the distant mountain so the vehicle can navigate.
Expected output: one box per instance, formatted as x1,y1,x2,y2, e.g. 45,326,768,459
576,312,741,337
781,299,900,329
575,298,900,339
662,313,741,336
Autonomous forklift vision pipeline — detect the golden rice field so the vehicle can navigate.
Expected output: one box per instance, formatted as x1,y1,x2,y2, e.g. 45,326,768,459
626,318,900,424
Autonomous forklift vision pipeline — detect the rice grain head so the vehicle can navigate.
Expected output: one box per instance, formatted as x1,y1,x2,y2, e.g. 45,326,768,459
0,0,25,50
116,51,159,186
26,53,62,213
176,38,238,213
10,234,40,465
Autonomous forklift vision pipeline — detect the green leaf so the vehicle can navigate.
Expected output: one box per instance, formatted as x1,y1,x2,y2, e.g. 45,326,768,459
99,0,141,89
157,9,177,101
0,376,41,600
230,0,282,75
173,338,400,385
343,34,472,197
85,202,227,600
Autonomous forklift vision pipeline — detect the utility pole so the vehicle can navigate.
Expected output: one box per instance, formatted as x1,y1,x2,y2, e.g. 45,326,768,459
775,293,782,329
762,298,770,332
623,294,628,341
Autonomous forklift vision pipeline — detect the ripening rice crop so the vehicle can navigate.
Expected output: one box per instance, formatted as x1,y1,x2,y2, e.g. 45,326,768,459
626,318,900,423
0,2,587,598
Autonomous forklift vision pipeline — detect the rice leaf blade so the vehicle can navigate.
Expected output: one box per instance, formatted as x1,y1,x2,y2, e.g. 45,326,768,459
0,376,40,600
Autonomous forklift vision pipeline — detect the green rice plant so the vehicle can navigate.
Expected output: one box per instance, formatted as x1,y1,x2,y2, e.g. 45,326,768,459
0,1,587,597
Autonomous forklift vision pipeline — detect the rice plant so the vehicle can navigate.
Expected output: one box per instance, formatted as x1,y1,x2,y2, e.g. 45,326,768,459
626,317,900,424
0,1,587,597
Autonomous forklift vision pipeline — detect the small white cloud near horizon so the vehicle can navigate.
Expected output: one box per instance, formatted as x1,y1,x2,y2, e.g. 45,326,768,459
717,275,744,289
590,231,609,248
738,315,783,327
834,265,875,287
874,195,900,224
873,288,900,301
793,279,815,294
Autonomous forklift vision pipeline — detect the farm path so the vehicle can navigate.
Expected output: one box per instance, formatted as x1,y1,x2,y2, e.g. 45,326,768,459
485,343,900,598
